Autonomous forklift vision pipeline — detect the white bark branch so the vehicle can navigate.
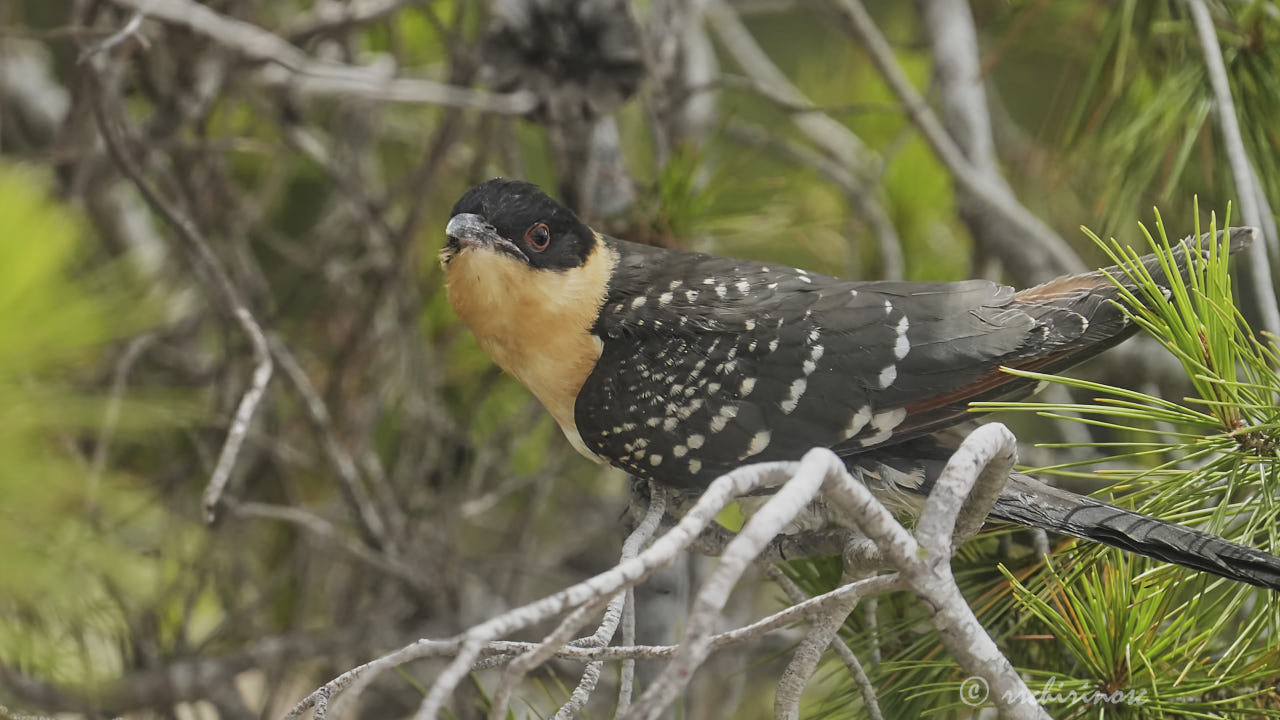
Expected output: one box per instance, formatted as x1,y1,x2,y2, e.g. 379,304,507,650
1184,0,1280,336
284,425,1042,719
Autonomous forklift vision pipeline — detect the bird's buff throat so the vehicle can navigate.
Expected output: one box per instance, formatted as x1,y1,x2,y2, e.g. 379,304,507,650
443,236,617,460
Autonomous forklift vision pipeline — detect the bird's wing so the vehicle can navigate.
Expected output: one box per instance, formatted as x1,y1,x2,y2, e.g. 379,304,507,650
575,241,1124,489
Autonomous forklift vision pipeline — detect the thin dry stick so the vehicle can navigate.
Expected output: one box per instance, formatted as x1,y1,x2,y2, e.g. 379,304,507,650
706,2,904,279
269,336,391,549
766,566,884,720
554,484,668,719
826,0,1085,280
88,67,274,524
1184,0,1280,337
621,448,838,720
103,0,536,113
282,461,798,720
485,597,616,720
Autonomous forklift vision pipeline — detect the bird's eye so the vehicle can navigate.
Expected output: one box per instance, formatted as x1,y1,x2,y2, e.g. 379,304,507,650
524,223,551,252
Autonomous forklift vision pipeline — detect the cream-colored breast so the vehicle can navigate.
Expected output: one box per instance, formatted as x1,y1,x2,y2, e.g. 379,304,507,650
444,239,618,461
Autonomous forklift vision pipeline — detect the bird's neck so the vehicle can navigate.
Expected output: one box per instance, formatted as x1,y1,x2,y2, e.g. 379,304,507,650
444,234,618,459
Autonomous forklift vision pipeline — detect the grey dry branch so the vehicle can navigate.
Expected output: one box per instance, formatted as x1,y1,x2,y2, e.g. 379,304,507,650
102,0,536,113
86,61,274,525
706,2,905,280
284,424,1049,720
824,0,1086,283
1183,0,1280,337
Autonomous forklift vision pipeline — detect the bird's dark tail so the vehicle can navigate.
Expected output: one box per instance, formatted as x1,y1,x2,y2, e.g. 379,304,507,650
857,440,1280,590
989,472,1280,590
1006,227,1256,372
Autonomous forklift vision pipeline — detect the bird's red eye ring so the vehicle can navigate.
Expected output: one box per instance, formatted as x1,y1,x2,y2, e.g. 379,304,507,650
524,223,551,252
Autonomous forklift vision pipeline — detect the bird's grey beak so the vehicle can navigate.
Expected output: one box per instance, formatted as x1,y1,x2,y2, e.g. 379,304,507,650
445,213,528,261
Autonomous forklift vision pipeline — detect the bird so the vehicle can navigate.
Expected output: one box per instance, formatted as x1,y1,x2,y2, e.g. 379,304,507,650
441,177,1280,589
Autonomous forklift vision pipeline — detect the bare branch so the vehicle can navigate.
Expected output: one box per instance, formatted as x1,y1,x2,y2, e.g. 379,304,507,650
269,335,392,549
86,63,275,524
284,461,800,720
555,484,667,719
621,449,836,719
766,566,884,720
826,0,1086,282
102,0,537,113
1184,0,1280,336
916,423,1016,553
706,3,905,279
825,428,1048,720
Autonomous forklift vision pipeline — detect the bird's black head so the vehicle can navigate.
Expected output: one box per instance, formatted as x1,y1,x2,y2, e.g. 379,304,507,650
443,179,596,271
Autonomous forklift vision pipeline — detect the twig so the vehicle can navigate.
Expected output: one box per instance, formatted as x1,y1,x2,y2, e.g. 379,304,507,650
824,428,1048,720
826,0,1086,282
284,460,800,720
269,335,392,550
76,10,142,63
555,484,667,719
917,423,1017,552
229,502,420,590
920,0,1074,288
706,2,905,279
1184,0,1280,337
288,426,1039,719
725,121,904,279
87,69,274,524
485,597,615,720
282,0,413,41
621,448,840,720
766,566,883,720
102,0,536,113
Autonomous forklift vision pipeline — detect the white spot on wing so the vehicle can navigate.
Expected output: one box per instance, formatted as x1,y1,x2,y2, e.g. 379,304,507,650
893,316,910,360
673,445,688,457
659,292,674,305
689,459,702,474
715,285,728,299
843,406,873,438
859,408,907,446
781,379,807,414
709,405,739,433
878,364,897,388
688,434,705,449
740,377,757,396
736,280,750,293
650,454,663,466
632,296,647,309
746,430,771,457
745,319,756,331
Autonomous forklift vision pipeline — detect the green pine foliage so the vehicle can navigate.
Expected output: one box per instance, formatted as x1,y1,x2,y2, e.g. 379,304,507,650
799,212,1280,719
0,165,182,684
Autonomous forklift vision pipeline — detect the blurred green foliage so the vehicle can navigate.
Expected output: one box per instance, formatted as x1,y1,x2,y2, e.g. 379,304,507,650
0,165,186,682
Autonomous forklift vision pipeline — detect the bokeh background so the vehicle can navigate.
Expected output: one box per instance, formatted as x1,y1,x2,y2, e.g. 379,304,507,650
2,0,1278,718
